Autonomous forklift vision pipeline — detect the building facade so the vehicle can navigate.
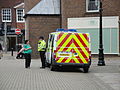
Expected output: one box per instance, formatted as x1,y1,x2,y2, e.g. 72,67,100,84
61,0,120,54
24,0,120,58
24,0,60,58
0,0,25,51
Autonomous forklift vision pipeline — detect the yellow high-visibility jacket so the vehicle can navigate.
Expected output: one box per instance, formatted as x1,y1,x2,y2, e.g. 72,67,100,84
38,40,46,51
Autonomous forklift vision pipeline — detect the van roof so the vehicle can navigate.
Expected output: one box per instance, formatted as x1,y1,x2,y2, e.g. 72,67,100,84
50,32,89,35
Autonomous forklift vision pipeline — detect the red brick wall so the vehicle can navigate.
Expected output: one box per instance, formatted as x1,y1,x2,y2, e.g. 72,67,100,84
24,0,120,58
26,16,60,58
61,0,120,52
17,23,25,29
61,0,120,28
24,0,41,13
0,0,24,29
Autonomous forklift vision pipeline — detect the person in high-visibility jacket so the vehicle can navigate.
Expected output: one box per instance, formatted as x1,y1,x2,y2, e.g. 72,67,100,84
38,36,46,68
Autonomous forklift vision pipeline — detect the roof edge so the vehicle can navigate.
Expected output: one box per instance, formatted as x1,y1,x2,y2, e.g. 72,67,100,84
14,3,24,8
24,14,60,18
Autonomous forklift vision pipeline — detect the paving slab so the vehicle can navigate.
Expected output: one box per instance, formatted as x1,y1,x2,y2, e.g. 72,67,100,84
0,53,119,90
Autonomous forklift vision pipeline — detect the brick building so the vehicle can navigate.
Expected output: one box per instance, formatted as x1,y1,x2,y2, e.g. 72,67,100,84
0,0,25,51
24,0,120,58
24,0,60,58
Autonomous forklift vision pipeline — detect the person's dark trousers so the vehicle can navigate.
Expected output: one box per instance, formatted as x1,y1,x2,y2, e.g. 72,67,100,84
39,51,46,68
24,54,31,68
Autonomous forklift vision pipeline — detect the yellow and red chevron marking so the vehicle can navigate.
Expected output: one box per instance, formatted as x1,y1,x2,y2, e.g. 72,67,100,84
55,32,90,64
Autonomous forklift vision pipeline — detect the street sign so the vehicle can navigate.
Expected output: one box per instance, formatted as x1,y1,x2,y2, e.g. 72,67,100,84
15,28,21,34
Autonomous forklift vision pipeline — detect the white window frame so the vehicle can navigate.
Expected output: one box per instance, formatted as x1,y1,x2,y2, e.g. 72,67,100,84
86,0,99,12
2,8,12,22
16,9,24,22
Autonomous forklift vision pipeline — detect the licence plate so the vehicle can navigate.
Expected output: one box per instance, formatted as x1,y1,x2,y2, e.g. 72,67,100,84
58,52,72,57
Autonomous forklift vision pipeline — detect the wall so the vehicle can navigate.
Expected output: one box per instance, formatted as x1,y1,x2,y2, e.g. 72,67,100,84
61,0,120,52
68,16,119,54
24,0,120,58
26,15,60,58
0,0,24,28
61,0,120,28
24,0,41,13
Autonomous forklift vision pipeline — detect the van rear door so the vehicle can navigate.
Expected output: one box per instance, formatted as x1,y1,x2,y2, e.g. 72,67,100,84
55,32,73,63
55,32,90,64
72,33,90,64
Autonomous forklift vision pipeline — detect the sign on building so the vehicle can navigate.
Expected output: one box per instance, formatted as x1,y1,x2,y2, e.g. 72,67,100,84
15,28,21,35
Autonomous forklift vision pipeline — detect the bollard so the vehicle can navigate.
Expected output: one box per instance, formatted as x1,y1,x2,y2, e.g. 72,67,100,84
11,48,13,56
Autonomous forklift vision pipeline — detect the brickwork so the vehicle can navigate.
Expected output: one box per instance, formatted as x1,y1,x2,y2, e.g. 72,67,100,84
0,0,25,51
61,0,120,52
24,0,41,13
17,23,25,29
24,0,120,58
0,53,120,90
0,0,24,29
61,0,120,28
26,16,60,58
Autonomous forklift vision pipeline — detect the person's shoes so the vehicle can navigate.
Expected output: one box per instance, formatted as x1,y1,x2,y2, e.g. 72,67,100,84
40,67,45,69
25,67,30,69
16,57,20,59
27,67,30,69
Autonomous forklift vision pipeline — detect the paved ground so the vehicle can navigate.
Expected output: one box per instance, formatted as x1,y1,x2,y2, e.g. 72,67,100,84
0,52,120,90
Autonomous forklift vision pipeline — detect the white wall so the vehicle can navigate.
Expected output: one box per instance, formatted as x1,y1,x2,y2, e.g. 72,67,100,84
68,16,119,29
68,16,119,54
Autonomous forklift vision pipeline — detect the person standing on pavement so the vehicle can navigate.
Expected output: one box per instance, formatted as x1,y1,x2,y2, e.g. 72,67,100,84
38,36,46,69
18,40,32,68
0,43,3,59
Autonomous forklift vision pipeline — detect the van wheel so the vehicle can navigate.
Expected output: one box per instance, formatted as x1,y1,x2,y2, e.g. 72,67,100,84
50,65,55,71
46,63,50,67
83,67,89,73
89,58,91,65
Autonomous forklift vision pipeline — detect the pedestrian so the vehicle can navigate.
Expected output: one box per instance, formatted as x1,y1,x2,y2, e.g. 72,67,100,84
38,36,46,69
17,40,32,68
0,43,3,59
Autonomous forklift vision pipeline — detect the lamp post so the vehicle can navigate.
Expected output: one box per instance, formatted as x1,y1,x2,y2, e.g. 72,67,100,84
4,22,7,53
98,0,105,66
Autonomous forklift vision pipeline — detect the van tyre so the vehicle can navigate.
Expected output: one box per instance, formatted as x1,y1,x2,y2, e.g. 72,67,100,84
83,67,89,73
50,65,55,71
89,58,91,65
46,63,50,67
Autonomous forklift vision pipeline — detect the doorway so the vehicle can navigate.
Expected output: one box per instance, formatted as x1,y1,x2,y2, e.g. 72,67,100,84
7,36,16,51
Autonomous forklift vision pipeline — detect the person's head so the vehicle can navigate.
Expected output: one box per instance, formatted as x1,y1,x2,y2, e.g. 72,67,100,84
25,40,29,44
39,36,44,40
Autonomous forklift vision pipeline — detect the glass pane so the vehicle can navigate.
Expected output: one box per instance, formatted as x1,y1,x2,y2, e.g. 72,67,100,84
77,28,119,54
103,29,110,53
111,28,119,53
2,8,11,22
88,0,99,11
17,9,24,22
77,28,99,53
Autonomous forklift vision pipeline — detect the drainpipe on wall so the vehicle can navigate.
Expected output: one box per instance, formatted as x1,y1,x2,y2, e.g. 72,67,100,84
4,22,7,53
25,18,29,40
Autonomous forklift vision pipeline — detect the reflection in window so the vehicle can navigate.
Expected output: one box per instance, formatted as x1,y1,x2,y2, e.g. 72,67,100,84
87,0,99,12
16,9,24,22
2,8,11,22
